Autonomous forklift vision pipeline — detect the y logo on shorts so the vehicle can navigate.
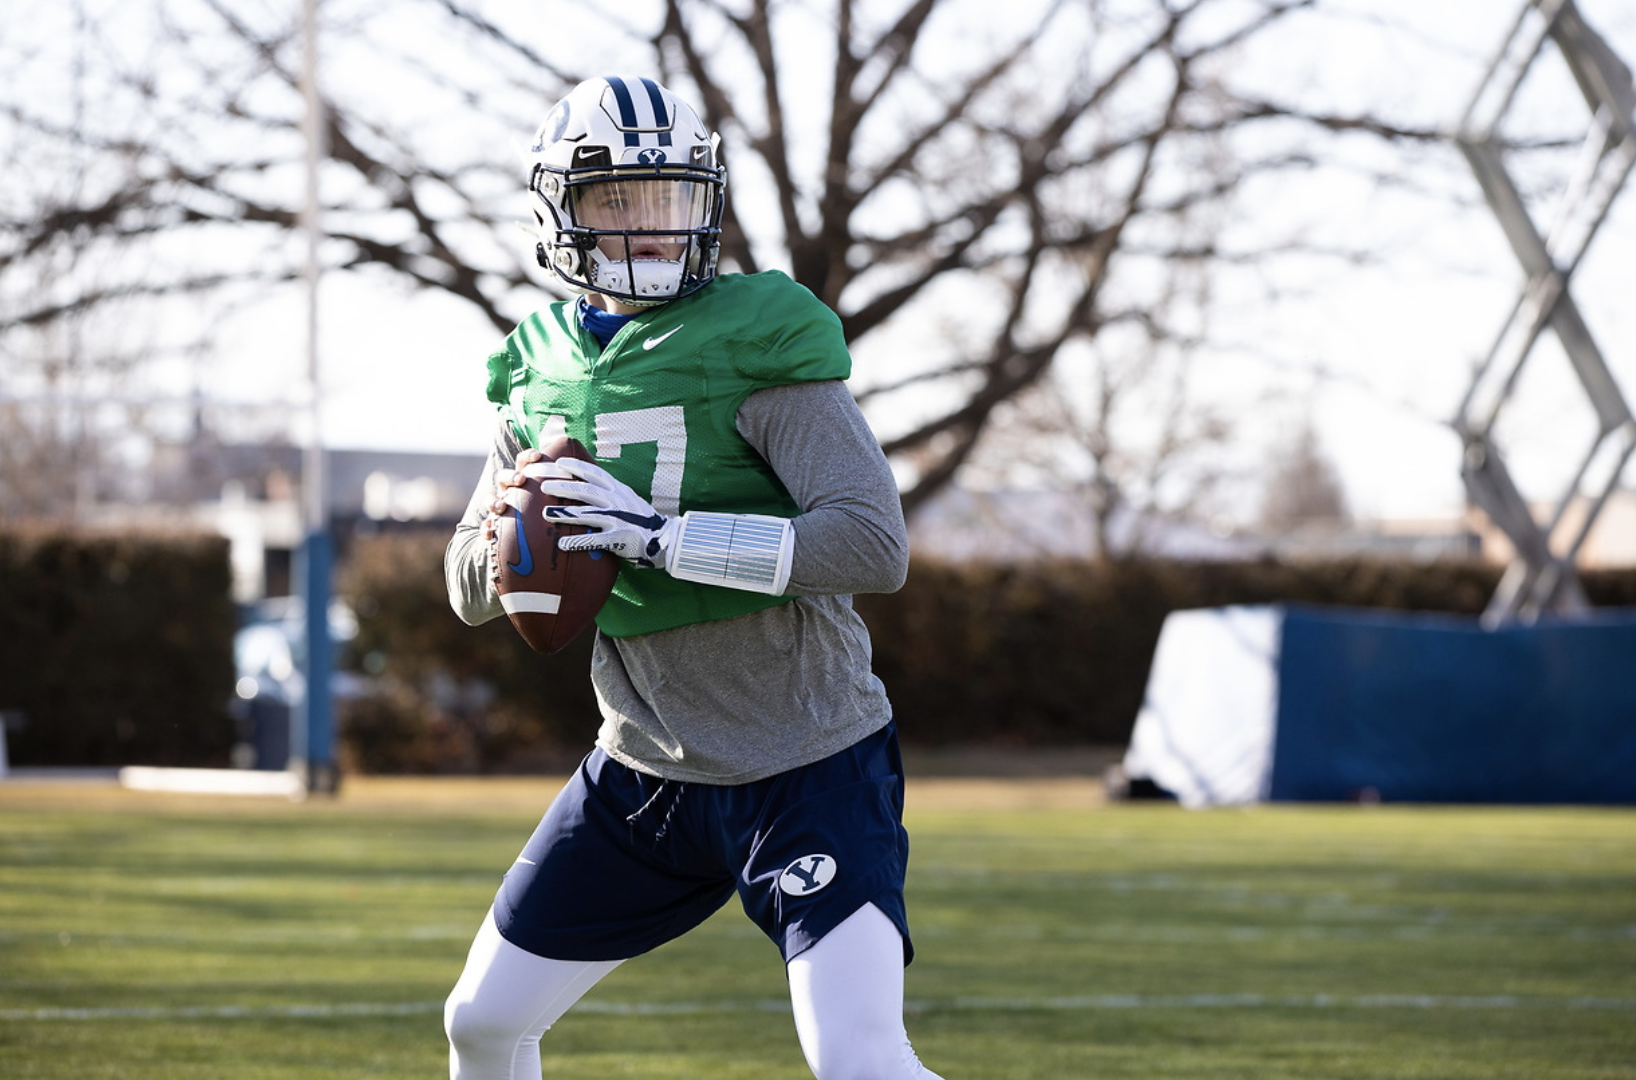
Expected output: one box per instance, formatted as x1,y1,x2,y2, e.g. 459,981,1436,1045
779,854,837,896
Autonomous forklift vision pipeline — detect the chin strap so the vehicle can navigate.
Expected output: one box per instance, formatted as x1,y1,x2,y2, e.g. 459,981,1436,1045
666,511,794,595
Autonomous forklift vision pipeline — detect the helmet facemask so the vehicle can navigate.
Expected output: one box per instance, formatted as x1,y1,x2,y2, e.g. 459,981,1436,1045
535,170,723,306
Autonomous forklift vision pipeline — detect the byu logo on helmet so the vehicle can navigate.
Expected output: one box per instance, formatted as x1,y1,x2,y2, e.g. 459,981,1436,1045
778,854,838,896
637,148,668,165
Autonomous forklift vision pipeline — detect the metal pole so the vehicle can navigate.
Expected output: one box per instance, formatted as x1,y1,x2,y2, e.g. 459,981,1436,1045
295,0,336,795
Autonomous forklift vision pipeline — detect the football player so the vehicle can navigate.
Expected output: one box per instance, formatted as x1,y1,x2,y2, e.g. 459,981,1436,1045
442,76,946,1080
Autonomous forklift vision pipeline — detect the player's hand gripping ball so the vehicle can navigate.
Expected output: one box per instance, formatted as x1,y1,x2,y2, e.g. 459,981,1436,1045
494,437,620,654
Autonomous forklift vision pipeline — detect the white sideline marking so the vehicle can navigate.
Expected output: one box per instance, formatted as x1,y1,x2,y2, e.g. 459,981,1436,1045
118,767,305,798
4,994,1633,1023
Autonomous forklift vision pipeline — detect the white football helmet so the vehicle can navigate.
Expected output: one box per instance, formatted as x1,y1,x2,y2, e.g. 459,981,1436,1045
528,77,726,306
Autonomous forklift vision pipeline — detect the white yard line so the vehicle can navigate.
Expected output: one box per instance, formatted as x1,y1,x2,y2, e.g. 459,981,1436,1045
4,994,1633,1023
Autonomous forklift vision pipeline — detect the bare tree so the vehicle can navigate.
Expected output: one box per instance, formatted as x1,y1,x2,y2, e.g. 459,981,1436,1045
0,0,1451,527
1259,417,1352,534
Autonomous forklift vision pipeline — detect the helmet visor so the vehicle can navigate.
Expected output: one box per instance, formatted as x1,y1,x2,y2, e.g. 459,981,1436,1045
569,177,715,237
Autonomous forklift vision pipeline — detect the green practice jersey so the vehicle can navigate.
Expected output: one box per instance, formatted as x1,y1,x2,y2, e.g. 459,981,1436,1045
484,270,852,637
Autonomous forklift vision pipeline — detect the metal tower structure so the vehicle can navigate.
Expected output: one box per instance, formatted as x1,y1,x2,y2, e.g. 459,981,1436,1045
1452,0,1636,627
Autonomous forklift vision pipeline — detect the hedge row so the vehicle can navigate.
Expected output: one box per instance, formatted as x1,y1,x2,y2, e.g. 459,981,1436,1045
855,555,1510,747
336,530,1636,770
8,525,1635,772
336,531,601,774
0,528,237,767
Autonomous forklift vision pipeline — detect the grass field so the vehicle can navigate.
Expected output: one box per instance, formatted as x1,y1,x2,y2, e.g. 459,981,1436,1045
1,772,1633,1079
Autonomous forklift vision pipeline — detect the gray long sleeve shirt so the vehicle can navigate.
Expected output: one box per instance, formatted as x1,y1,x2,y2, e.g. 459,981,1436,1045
445,379,909,784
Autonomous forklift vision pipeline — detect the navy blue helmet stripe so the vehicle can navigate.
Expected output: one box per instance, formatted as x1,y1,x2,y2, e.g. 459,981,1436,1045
638,77,673,146
605,77,641,146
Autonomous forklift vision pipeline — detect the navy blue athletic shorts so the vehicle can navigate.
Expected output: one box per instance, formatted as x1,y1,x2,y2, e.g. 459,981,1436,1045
491,722,913,966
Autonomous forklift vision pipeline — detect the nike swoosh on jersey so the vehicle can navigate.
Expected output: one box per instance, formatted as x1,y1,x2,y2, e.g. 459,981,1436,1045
642,325,684,350
506,505,534,576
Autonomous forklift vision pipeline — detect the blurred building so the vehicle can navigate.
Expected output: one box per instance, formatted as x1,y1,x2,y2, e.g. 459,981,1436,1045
907,484,1636,568
90,441,485,603
1463,491,1636,569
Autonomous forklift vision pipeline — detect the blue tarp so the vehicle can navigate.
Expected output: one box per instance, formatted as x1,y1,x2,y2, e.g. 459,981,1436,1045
1124,604,1636,806
1270,606,1636,804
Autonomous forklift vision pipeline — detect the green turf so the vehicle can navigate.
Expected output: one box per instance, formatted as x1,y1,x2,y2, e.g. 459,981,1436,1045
1,780,1633,1078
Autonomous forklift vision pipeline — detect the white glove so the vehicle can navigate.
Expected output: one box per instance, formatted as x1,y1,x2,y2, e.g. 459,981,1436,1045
536,457,678,570
538,457,796,594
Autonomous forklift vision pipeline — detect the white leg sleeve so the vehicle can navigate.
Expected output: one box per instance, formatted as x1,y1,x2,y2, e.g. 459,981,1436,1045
444,908,623,1080
787,904,946,1080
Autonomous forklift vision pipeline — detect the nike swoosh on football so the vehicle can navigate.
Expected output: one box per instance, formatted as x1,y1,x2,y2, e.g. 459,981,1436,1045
506,505,534,576
642,325,684,350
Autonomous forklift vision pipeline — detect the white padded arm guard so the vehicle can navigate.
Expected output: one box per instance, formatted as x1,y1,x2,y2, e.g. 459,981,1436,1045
665,511,794,595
